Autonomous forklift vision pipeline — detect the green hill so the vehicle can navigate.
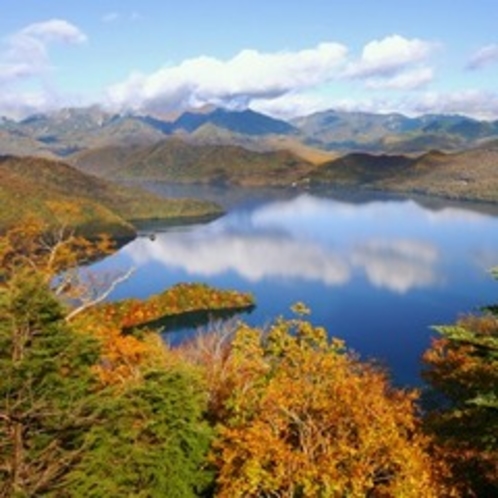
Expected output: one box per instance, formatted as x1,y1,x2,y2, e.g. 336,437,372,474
0,155,223,237
70,138,316,187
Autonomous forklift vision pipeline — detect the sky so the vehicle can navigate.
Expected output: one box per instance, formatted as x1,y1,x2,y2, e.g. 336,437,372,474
1,0,498,121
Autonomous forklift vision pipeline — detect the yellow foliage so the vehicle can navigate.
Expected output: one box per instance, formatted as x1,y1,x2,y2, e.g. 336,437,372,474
182,313,455,497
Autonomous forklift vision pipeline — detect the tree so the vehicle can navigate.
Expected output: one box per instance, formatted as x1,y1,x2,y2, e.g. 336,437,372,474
0,217,118,322
0,268,104,496
182,308,453,497
0,222,214,496
422,271,498,495
66,363,213,497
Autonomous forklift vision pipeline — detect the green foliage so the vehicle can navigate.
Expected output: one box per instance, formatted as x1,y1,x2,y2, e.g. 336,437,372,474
66,366,213,497
0,226,216,497
0,269,103,497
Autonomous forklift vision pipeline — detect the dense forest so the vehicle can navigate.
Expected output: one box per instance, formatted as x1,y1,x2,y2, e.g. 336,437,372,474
0,220,497,497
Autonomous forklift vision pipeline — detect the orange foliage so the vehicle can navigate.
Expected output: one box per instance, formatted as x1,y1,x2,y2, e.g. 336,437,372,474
182,313,455,497
75,283,254,386
422,312,498,495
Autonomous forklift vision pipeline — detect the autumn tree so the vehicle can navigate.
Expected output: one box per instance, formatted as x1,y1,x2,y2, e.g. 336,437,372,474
0,216,121,322
422,271,498,496
0,222,215,496
182,307,453,497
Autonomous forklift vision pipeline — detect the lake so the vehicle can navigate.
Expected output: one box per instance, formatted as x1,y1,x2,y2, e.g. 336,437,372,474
90,185,498,387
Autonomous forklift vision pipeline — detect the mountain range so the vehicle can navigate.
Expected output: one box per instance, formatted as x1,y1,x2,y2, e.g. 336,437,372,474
1,105,498,210
2,105,498,160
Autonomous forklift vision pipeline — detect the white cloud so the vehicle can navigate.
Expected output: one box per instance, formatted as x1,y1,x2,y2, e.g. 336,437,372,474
365,66,434,90
102,11,143,23
0,89,59,119
253,86,498,121
250,92,331,120
409,89,498,120
1,19,87,84
18,19,87,45
466,44,498,70
339,35,436,94
346,35,435,79
0,19,87,117
106,42,347,113
105,35,440,117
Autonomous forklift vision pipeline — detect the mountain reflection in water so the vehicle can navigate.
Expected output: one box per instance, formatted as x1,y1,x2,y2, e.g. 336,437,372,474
91,192,498,386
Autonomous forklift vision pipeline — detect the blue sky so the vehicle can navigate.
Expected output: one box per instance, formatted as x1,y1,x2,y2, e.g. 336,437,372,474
1,0,498,120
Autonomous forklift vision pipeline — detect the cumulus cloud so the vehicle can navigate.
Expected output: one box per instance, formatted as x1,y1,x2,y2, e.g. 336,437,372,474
106,42,347,113
341,35,436,93
0,90,57,120
466,44,498,70
105,34,439,116
346,35,435,78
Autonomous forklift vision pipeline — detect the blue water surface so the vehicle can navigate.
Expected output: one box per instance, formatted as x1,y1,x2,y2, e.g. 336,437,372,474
90,187,498,387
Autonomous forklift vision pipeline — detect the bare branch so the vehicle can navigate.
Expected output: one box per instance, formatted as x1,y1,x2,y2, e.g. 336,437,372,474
65,267,135,322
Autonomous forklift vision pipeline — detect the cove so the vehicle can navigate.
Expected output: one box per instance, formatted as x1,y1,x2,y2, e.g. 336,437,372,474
89,187,498,387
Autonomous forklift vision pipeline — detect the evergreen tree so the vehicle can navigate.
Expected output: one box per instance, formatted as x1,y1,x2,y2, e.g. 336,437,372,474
66,365,213,497
0,269,103,497
1,224,215,496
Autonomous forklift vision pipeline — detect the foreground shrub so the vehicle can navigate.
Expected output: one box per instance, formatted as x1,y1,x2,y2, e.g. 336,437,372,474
182,309,454,497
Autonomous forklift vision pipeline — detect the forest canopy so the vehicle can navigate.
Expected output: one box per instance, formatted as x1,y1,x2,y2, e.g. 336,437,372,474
0,221,496,496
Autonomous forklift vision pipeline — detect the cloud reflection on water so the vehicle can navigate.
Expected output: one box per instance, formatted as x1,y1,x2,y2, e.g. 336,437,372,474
123,194,446,293
352,239,440,293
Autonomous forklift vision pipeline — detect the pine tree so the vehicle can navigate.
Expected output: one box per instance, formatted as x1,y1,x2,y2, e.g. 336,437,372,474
0,269,103,497
66,366,213,497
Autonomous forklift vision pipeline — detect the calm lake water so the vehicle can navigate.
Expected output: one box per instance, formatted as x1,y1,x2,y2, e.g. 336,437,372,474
91,185,498,387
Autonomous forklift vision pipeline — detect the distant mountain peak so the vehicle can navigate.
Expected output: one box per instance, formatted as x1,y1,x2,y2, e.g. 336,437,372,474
172,106,296,136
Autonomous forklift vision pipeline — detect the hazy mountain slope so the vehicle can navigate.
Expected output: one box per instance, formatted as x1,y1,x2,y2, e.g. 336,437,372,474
308,153,415,186
1,108,167,157
293,110,498,154
183,123,334,163
0,155,223,236
3,106,498,160
71,138,316,186
385,146,498,201
309,145,498,202
0,128,57,158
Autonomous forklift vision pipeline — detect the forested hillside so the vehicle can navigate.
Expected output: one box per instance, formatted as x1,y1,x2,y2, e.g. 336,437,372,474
0,155,223,237
1,221,496,496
